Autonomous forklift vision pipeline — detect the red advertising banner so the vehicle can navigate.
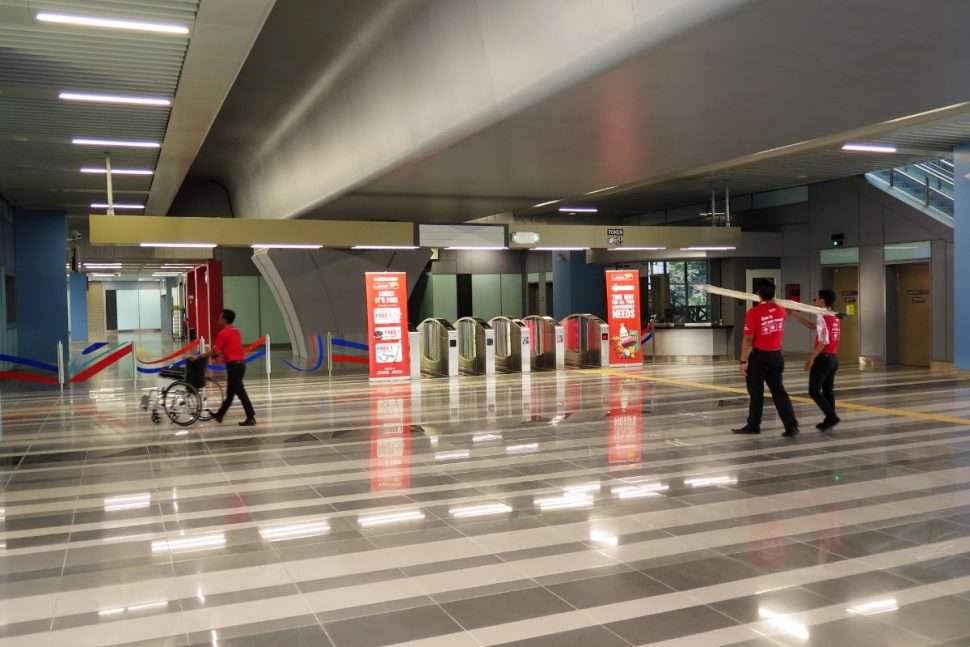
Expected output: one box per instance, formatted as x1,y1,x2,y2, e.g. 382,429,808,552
369,385,411,491
608,376,642,465
605,270,642,365
365,272,410,380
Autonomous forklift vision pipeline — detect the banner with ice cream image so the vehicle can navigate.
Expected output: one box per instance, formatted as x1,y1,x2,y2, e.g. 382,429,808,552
605,270,642,366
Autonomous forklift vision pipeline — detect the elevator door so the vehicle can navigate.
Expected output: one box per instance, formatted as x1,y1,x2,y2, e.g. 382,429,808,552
831,267,859,364
895,263,930,367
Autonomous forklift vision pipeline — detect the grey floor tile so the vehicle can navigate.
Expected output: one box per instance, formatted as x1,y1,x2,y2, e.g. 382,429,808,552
546,571,673,608
494,625,631,647
323,604,463,646
883,597,970,643
605,604,738,644
441,586,575,630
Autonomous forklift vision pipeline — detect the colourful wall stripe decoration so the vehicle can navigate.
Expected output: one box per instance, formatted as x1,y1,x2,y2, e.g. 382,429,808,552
282,335,325,372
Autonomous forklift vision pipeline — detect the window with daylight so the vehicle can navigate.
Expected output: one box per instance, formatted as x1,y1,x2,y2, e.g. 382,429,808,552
648,260,710,323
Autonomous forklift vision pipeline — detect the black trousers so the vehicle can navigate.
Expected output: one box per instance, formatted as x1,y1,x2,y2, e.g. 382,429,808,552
809,353,839,421
746,349,798,431
217,361,255,420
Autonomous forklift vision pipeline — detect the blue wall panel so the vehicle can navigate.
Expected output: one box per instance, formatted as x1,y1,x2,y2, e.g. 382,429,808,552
69,272,88,341
553,251,606,321
14,210,68,360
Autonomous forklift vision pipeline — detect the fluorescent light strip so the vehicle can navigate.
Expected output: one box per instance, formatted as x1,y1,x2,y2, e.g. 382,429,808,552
611,247,666,251
81,167,153,175
141,243,216,249
532,199,561,208
91,273,120,278
36,12,189,35
60,92,171,107
449,503,512,518
251,244,322,250
151,533,226,554
72,137,160,148
680,246,736,251
434,450,470,461
558,207,598,213
532,247,589,251
585,186,617,195
84,263,121,268
103,493,150,511
358,510,425,528
258,520,331,542
91,203,143,209
841,143,897,153
445,246,507,250
352,245,420,250
152,273,181,277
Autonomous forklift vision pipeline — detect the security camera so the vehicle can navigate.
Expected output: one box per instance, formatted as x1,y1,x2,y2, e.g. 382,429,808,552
70,230,83,241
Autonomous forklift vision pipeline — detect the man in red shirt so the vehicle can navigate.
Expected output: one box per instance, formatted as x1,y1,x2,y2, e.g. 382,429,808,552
190,309,256,426
789,289,841,432
734,282,799,437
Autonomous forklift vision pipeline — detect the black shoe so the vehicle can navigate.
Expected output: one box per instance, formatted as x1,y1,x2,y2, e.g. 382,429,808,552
212,412,224,423
782,427,800,437
732,426,761,434
816,417,840,431
238,418,256,427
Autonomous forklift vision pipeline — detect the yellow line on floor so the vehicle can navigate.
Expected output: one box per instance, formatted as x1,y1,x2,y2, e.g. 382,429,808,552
587,368,970,426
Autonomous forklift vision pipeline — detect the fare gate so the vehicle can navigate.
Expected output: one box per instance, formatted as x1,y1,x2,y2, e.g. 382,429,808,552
521,315,565,371
488,316,531,373
455,317,495,375
561,313,610,368
416,318,458,377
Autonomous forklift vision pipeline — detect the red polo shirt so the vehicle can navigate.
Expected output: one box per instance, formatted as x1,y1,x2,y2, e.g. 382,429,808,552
816,314,841,354
212,324,245,362
743,301,786,351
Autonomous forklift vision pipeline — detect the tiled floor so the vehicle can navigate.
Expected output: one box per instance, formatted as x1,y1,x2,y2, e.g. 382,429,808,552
3,359,970,645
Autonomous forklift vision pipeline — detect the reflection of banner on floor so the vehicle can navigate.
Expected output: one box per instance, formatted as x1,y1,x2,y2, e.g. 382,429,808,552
282,335,325,372
370,385,411,491
609,377,642,464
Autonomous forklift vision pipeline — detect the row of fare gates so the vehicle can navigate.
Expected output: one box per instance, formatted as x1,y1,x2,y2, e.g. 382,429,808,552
411,313,624,377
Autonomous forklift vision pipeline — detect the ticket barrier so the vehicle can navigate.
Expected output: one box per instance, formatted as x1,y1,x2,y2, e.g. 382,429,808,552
456,317,495,375
522,315,565,371
561,313,610,368
417,318,458,377
488,316,531,373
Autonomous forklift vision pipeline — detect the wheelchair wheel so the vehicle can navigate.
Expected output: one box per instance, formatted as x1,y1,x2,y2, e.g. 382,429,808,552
161,380,202,426
197,377,225,421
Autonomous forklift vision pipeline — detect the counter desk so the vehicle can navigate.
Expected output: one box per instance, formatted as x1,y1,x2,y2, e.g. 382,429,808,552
648,324,734,359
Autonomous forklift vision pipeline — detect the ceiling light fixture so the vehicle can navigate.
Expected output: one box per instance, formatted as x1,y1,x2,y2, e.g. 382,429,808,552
84,262,121,268
584,186,617,195
59,92,171,107
680,246,736,251
841,143,897,153
532,247,589,251
610,247,666,251
73,138,160,148
250,244,322,250
152,273,181,277
445,246,508,251
81,167,154,175
36,12,189,35
558,207,598,213
140,243,217,249
532,199,561,208
351,245,419,250
91,203,143,209
90,273,120,278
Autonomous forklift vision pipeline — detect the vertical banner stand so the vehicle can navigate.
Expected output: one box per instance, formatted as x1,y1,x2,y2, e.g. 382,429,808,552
131,342,137,386
605,270,643,368
326,332,333,379
364,272,411,381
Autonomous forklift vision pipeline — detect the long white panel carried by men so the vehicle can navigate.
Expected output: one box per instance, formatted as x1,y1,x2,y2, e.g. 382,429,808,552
696,284,838,317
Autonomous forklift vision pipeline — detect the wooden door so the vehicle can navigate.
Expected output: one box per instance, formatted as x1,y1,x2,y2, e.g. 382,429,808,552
896,263,930,367
831,267,859,364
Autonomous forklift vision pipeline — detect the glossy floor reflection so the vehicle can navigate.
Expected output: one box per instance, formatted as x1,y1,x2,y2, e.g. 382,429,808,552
2,362,970,645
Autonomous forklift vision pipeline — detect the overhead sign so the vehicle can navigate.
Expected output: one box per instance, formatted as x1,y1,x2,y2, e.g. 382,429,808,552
365,272,410,380
605,270,642,366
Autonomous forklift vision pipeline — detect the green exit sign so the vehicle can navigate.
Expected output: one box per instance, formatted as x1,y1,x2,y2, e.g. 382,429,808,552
831,233,845,247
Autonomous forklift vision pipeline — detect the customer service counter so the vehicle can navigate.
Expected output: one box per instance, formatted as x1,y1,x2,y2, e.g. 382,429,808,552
651,324,733,359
